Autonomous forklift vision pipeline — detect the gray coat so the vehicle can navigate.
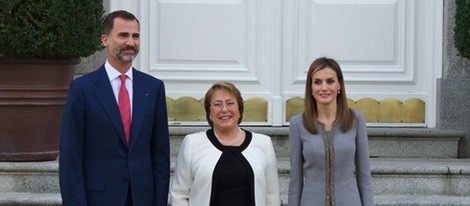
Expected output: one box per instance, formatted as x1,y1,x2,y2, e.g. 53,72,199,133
288,111,374,206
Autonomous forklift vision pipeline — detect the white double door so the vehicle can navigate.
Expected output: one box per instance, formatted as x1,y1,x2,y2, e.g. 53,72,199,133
110,0,442,127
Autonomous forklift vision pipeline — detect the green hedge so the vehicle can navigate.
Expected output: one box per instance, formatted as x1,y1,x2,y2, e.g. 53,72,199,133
0,0,104,59
454,0,470,59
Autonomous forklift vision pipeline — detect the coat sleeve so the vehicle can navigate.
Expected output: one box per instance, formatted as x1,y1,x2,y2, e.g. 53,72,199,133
288,116,304,206
354,111,374,206
170,135,192,206
59,80,88,206
265,136,281,206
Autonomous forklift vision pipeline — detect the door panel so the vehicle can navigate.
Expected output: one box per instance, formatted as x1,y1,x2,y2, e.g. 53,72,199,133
110,0,442,127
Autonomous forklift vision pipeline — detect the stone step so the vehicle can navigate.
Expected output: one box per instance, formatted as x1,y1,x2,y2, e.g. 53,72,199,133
277,158,470,197
1,193,470,206
0,161,58,193
169,127,464,159
366,128,463,159
0,127,466,205
0,193,61,206
2,158,469,204
370,158,470,196
374,195,470,206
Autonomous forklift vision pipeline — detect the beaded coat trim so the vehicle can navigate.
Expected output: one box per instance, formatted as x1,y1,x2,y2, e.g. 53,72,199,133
321,122,336,206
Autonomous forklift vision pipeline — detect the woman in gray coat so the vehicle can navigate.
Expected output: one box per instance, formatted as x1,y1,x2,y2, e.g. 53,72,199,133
288,57,374,206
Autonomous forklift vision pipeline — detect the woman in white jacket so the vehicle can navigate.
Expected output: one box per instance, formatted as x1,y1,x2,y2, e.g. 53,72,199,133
170,81,281,206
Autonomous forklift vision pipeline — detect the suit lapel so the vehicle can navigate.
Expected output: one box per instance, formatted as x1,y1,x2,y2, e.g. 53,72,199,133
129,69,151,149
92,67,127,145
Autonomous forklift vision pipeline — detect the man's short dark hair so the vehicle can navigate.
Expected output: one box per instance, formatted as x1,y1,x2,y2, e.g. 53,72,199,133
102,10,140,35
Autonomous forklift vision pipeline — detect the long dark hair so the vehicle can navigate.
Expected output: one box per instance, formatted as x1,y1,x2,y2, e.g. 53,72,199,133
302,57,355,134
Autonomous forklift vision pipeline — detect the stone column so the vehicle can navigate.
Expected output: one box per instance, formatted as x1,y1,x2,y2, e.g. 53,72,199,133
441,0,470,158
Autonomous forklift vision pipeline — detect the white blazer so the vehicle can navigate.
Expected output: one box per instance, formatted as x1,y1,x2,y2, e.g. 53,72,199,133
170,130,281,206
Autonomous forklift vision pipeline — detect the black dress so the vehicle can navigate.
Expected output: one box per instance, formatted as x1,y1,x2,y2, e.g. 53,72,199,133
207,129,255,206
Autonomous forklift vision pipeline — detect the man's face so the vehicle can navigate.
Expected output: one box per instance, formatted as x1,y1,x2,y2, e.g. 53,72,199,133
101,18,140,63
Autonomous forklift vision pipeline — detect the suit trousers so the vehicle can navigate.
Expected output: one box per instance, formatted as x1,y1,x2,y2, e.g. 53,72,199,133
126,184,133,206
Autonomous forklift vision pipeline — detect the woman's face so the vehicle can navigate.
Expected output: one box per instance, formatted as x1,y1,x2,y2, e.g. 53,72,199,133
311,67,341,106
209,89,240,131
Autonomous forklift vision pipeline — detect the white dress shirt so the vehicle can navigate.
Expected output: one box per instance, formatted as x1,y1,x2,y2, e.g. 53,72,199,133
104,60,133,115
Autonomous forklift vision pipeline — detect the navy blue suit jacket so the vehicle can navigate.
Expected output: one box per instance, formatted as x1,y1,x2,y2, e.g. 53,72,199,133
59,66,170,206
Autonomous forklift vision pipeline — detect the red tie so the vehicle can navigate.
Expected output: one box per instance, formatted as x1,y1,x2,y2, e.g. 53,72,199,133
118,74,131,145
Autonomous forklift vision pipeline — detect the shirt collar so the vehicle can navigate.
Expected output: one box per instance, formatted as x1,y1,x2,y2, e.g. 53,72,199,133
104,60,133,81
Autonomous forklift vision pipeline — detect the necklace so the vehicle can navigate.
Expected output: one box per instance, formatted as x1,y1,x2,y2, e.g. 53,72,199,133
214,128,243,145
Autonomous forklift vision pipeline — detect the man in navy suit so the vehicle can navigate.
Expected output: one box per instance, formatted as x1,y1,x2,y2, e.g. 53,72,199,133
59,10,170,206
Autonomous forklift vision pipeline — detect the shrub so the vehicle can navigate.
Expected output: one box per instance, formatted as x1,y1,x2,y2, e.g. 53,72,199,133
0,0,104,59
454,0,470,59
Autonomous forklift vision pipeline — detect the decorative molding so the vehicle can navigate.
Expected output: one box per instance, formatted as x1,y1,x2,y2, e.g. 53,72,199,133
286,97,425,123
166,96,268,124
166,96,425,124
